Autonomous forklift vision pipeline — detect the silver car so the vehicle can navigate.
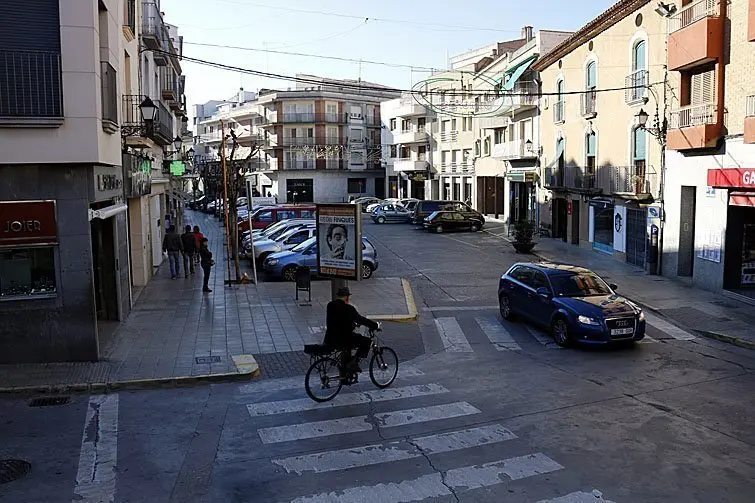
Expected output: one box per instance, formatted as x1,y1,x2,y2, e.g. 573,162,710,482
252,225,316,264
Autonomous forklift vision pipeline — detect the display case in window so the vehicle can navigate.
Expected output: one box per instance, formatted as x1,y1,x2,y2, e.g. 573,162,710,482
0,247,57,298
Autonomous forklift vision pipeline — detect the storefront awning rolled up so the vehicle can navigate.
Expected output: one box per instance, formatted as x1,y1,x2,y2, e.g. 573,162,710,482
730,192,755,207
88,203,128,221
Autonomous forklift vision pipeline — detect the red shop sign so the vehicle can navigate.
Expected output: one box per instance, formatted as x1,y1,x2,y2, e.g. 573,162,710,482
0,201,58,246
707,168,755,189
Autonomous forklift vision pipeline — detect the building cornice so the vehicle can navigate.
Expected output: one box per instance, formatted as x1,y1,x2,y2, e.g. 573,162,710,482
531,0,649,72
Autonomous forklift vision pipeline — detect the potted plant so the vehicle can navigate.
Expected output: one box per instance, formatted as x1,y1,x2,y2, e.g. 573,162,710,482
512,220,536,253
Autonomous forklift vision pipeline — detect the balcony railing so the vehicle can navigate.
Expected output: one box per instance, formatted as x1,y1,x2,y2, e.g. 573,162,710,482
0,49,63,121
440,130,458,143
100,61,118,131
545,165,657,197
746,95,755,117
625,70,648,103
282,112,315,123
364,116,380,126
440,163,474,174
492,140,538,159
284,160,316,170
511,81,539,108
580,90,597,117
668,0,718,33
122,95,173,146
669,103,717,128
159,66,178,102
281,137,316,146
553,100,565,123
141,1,166,50
324,112,347,123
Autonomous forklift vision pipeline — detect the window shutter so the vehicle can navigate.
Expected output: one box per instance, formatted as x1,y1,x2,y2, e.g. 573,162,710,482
691,69,715,105
586,133,596,156
633,128,646,161
633,41,646,71
587,62,596,88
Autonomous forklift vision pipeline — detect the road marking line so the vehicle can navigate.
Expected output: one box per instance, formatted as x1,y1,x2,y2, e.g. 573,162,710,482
434,317,473,352
273,424,517,474
257,416,372,444
640,335,658,343
475,315,522,351
644,312,696,340
291,453,563,503
238,366,425,394
246,383,449,417
524,325,562,349
535,490,617,502
421,305,499,312
73,394,119,503
375,401,480,428
440,235,481,249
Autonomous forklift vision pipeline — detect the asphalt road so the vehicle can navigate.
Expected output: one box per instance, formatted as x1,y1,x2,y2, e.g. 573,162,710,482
2,220,754,503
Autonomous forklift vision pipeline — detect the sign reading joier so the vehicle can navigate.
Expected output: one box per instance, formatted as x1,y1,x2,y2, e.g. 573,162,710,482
316,204,362,280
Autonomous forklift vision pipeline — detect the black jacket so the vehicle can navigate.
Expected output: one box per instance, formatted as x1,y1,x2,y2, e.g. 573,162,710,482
162,232,182,252
181,232,197,253
323,299,378,348
199,247,213,266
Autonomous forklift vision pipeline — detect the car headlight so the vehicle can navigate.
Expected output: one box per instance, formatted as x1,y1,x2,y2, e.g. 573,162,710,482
577,315,600,326
266,258,279,266
638,310,645,321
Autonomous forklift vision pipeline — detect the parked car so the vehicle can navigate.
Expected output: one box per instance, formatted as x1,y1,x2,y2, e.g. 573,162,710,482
371,204,412,224
189,195,208,210
248,225,317,264
423,210,484,233
240,205,316,231
263,236,378,281
498,262,646,347
411,200,481,225
350,197,381,212
243,220,314,254
365,201,384,213
249,218,315,241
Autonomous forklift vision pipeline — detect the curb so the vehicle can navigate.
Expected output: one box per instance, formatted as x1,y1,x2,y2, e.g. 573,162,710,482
366,278,419,323
695,330,755,350
0,359,261,396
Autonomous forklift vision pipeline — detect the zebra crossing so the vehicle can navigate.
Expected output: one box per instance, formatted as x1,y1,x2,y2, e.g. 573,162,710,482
236,367,618,502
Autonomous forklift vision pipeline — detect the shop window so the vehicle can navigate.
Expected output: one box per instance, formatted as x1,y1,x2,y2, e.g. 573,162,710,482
0,247,57,298
593,204,614,254
348,178,367,193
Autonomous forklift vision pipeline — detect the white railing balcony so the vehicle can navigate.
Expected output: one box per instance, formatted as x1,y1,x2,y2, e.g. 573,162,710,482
669,103,717,128
746,95,755,117
199,131,223,143
394,98,426,117
261,110,278,125
553,101,565,123
393,129,428,144
510,81,539,109
668,0,718,33
580,90,597,118
625,70,649,103
394,159,428,172
440,130,459,143
269,159,279,171
492,140,538,160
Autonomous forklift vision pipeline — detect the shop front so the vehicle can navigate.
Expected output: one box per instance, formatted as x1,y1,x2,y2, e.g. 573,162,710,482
507,168,537,223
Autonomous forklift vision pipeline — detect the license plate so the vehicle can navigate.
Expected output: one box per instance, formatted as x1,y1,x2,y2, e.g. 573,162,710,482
611,328,634,336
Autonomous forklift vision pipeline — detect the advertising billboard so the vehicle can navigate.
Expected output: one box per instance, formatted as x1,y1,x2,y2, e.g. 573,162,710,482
316,204,362,280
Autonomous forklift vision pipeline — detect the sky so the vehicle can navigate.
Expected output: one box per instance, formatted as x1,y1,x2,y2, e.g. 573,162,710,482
160,0,614,125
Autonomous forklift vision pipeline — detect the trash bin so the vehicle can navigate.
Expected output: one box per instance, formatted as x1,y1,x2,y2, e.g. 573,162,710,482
295,267,311,301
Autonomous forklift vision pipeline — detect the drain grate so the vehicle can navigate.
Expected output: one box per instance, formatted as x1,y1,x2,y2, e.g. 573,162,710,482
28,396,70,407
0,459,31,484
195,356,221,364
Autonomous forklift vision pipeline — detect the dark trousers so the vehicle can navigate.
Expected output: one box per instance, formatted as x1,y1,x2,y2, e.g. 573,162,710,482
202,264,211,290
342,334,371,367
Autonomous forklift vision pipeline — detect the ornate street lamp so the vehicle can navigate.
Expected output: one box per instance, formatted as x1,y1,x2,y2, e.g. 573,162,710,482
139,97,157,122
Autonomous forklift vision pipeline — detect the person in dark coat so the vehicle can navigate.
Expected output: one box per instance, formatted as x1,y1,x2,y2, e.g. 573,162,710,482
162,225,183,279
323,287,379,372
180,225,197,278
199,237,214,293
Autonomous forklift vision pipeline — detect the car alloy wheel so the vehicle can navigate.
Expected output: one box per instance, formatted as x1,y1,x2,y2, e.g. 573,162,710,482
282,266,297,282
499,294,512,320
552,318,570,347
435,224,444,233
470,224,479,232
377,216,386,224
362,263,373,279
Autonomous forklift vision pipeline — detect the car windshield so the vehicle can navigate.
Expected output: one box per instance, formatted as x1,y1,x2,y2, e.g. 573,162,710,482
293,236,317,252
550,272,613,297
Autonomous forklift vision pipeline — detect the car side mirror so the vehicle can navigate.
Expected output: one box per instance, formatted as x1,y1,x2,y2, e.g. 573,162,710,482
536,287,550,298
609,283,618,291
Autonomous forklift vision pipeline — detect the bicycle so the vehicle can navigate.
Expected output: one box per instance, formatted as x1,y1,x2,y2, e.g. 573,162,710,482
303,327,399,402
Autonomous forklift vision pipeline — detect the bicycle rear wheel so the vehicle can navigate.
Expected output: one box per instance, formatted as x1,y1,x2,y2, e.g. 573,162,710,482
305,357,343,402
369,347,398,388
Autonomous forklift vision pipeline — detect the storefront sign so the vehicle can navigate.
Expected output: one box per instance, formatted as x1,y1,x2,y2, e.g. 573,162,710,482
92,166,124,202
707,168,755,188
0,201,58,245
316,204,363,281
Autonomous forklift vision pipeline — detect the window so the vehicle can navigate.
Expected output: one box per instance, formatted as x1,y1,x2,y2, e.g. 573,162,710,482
418,145,427,161
301,209,316,219
511,266,535,287
550,272,612,297
441,151,449,165
441,120,449,133
348,178,367,193
483,137,491,156
451,118,457,131
555,78,565,122
494,128,506,144
586,61,596,90
474,140,481,156
418,117,426,132
0,247,57,298
633,41,646,72
593,203,614,254
390,118,397,130
585,132,596,188
401,119,410,132
286,231,309,245
390,145,398,158
277,210,297,221
256,210,274,223
400,146,410,158
632,127,646,192
532,271,551,292
583,61,597,116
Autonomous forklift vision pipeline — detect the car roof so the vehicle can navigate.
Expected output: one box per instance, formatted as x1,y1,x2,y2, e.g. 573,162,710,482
511,262,593,274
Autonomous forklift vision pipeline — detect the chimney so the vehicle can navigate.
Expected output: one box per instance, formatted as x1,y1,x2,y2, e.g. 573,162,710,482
521,26,533,42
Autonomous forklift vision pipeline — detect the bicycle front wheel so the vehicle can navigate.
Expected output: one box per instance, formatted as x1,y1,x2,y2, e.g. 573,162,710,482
369,347,398,388
305,357,343,402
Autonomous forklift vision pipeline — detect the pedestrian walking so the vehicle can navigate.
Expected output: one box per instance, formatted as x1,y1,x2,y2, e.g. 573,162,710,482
162,225,183,279
180,225,197,278
199,237,214,293
193,225,204,265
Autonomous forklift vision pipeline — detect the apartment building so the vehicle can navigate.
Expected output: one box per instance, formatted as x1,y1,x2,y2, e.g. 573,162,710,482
661,0,755,298
533,0,668,270
257,76,400,203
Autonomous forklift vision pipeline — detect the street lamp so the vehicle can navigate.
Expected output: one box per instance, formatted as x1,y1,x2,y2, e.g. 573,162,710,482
173,136,182,152
525,139,533,152
139,97,157,122
636,108,650,128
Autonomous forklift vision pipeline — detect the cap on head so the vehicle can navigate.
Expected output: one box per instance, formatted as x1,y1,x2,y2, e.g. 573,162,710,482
337,287,351,298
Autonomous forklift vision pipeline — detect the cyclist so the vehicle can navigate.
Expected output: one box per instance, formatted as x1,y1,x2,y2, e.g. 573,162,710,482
323,286,380,373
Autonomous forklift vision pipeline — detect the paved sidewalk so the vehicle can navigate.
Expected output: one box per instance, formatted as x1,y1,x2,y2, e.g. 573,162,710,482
0,211,419,393
485,219,755,350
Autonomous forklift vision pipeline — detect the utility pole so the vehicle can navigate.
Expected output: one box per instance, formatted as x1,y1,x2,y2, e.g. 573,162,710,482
221,120,233,286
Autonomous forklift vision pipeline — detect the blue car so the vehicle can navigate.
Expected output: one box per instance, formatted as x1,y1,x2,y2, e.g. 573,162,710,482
371,204,412,224
498,262,646,347
263,236,379,281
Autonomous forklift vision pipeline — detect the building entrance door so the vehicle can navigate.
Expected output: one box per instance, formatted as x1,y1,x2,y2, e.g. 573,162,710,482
678,186,697,276
91,217,119,321
625,208,647,267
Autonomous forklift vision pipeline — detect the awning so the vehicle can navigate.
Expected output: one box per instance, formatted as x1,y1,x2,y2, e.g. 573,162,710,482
506,167,537,182
88,203,127,221
502,55,537,91
730,192,755,207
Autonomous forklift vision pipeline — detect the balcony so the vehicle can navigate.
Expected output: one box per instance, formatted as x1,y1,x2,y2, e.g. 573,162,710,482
544,165,657,198
553,101,565,123
280,137,316,147
393,98,426,117
668,0,722,71
282,112,316,123
394,159,429,172
439,163,474,175
324,160,346,170
492,140,538,160
668,103,721,150
100,62,118,133
580,90,597,118
440,130,458,143
284,160,316,170
160,67,178,103
625,70,648,104
364,116,380,126
393,129,428,144
141,1,166,51
745,95,755,144
324,112,347,123
122,95,174,146
0,49,63,124
510,81,539,110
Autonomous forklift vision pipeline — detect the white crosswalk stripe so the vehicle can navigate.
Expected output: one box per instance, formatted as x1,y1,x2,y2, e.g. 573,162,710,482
476,315,522,350
258,416,372,444
375,401,480,427
535,490,617,502
524,324,563,348
434,317,473,352
643,312,696,340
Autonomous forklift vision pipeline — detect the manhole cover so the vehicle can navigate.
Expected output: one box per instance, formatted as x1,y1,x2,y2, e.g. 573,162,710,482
0,459,31,484
28,396,70,407
195,356,221,364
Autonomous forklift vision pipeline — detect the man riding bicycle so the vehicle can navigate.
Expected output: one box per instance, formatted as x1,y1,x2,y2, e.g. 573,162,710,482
323,286,380,373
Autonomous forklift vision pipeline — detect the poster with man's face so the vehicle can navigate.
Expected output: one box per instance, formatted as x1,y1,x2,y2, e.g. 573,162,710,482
316,204,362,280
